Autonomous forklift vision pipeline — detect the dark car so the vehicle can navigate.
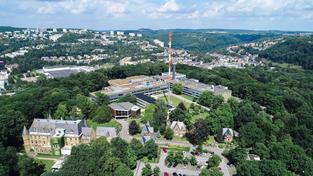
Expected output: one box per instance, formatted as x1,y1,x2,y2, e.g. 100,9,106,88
163,172,169,176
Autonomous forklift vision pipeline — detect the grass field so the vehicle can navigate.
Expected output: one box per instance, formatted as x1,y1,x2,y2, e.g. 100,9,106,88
87,119,122,131
191,112,209,122
181,94,195,101
159,95,191,108
35,159,55,172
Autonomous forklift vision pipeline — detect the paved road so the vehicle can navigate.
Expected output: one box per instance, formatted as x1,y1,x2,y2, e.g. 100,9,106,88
154,140,231,176
116,119,132,142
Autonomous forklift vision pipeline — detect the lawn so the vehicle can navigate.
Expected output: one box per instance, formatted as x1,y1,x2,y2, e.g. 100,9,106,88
191,112,209,122
87,119,122,132
160,145,191,152
34,159,55,172
36,153,61,159
159,95,191,108
181,94,195,101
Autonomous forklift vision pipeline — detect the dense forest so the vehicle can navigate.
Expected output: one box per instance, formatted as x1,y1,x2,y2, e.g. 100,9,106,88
143,30,281,52
0,26,24,32
259,36,313,69
177,64,313,175
1,62,313,175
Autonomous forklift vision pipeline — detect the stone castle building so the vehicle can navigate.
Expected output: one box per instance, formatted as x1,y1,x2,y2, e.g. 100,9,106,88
23,118,117,155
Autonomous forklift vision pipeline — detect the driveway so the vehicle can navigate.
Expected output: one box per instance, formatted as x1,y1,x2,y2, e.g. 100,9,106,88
116,119,132,142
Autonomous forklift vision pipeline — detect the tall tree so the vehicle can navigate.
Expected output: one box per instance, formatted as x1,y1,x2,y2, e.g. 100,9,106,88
54,103,69,120
151,100,168,133
129,120,141,135
186,119,210,145
18,155,45,176
93,106,112,123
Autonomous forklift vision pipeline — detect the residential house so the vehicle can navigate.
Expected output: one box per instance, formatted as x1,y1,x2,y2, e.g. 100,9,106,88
170,121,186,137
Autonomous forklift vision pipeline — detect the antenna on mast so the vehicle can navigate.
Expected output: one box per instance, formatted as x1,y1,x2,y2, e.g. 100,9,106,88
167,32,172,80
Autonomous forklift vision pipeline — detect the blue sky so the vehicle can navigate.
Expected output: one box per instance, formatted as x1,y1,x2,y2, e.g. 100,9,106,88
0,0,313,31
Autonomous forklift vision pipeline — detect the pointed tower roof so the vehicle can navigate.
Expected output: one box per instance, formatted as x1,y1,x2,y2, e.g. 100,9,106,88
22,126,29,136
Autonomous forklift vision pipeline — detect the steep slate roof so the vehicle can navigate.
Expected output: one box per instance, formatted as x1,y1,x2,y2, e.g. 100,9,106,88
170,121,186,131
96,127,117,138
29,119,84,136
81,127,92,139
109,102,136,111
222,128,234,137
22,126,29,135
142,122,154,134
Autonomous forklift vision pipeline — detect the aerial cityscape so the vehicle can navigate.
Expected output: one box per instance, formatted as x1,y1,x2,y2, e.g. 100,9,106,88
1,0,313,176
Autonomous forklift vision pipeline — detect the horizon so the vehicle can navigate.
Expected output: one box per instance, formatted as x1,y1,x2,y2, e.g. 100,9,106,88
2,26,313,33
1,0,313,31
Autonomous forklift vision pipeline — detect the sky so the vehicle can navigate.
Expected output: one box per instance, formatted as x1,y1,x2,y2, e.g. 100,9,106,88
0,0,313,31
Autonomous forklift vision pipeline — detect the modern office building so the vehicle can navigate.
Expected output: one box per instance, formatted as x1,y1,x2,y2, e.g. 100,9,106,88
92,72,232,104
23,118,118,156
93,75,168,100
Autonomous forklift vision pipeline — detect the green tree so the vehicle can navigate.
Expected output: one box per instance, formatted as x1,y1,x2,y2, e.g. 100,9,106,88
114,163,133,176
18,155,44,176
236,161,262,176
239,122,265,147
169,102,187,122
190,155,197,166
95,92,110,106
54,103,68,120
186,119,210,145
93,106,112,123
68,106,83,120
129,120,141,135
142,164,153,176
172,83,183,95
226,147,247,165
151,100,168,134
200,167,223,176
164,128,174,140
141,104,155,123
253,143,270,159
208,154,221,168
153,166,160,176
143,140,158,159
130,138,144,159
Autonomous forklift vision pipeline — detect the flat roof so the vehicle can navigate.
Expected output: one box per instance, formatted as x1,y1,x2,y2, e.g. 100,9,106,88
109,102,137,111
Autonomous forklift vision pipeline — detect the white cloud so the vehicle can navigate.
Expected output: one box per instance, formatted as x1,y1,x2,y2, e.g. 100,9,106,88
158,0,179,12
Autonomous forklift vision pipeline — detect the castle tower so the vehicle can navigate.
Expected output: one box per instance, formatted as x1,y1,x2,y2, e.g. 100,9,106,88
22,126,31,153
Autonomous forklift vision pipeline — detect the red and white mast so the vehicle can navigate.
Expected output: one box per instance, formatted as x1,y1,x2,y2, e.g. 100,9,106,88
167,32,172,80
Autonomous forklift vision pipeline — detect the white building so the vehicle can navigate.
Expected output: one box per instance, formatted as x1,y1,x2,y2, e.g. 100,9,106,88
49,34,63,42
52,28,57,32
153,39,165,47
117,31,124,36
129,33,136,37
42,65,95,79
110,31,114,36
62,28,67,33
137,33,142,37
0,70,9,90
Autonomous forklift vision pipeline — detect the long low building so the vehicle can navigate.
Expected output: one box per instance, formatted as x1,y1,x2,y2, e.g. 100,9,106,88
92,72,232,102
91,75,169,100
23,118,118,156
42,65,95,79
